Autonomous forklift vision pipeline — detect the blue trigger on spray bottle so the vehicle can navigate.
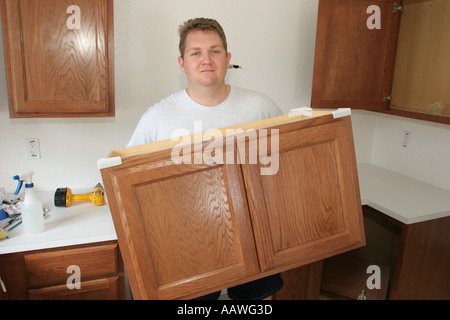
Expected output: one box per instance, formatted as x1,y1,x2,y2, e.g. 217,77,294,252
13,175,24,195
13,171,44,234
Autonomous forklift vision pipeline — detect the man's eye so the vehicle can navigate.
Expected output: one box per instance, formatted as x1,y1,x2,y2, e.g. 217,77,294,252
191,52,200,56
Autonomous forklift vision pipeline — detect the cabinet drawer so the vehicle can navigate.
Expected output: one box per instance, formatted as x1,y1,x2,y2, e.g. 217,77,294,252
24,244,118,288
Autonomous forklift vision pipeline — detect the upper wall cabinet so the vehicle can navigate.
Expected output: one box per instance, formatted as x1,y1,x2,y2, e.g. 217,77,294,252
312,0,449,124
0,0,114,118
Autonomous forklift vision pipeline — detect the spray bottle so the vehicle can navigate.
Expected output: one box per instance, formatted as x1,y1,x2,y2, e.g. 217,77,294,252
13,171,44,234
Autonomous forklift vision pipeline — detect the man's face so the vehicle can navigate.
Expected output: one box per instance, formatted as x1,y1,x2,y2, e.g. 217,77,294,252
178,30,231,89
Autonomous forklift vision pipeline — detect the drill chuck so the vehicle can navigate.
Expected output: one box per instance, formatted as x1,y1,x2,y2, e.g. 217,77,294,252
54,188,69,207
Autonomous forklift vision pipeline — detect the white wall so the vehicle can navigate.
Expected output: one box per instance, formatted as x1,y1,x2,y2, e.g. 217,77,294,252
370,113,450,191
350,110,450,191
1,0,449,195
349,110,376,164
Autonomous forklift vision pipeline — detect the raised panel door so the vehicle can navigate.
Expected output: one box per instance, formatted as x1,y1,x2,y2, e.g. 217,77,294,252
311,0,400,110
100,146,260,299
240,116,365,271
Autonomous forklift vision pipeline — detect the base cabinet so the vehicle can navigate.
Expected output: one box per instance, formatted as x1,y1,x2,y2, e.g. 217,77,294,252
0,241,125,300
320,206,450,300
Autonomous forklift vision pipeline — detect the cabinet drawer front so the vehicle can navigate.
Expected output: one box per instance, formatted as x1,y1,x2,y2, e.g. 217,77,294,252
24,244,118,288
28,276,120,300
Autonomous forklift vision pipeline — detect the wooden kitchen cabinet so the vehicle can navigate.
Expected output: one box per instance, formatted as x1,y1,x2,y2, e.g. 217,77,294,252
0,241,125,300
312,0,449,124
99,111,366,299
0,0,114,118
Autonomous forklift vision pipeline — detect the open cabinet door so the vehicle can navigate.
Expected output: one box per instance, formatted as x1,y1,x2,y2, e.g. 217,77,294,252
100,143,259,299
311,0,401,110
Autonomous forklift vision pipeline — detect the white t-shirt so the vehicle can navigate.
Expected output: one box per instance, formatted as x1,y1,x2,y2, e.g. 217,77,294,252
127,86,282,147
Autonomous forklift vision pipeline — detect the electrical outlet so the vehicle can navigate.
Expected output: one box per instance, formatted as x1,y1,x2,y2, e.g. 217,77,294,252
401,131,412,148
26,138,41,159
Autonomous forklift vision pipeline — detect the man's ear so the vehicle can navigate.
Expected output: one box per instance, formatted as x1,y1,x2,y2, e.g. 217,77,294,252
227,52,231,68
178,56,185,73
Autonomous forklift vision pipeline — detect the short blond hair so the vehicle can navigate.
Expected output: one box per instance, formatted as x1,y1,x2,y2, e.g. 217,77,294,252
178,18,227,58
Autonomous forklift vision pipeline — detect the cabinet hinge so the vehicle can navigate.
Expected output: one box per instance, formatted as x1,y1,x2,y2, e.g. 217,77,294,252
393,3,403,13
382,93,391,102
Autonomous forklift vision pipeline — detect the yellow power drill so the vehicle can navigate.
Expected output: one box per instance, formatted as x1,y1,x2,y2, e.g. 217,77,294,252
54,183,105,207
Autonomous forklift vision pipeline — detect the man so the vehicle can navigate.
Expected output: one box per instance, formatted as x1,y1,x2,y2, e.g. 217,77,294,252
127,18,283,300
127,18,282,146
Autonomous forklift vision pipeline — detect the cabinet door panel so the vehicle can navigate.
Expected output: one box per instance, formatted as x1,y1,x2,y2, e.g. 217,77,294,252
240,117,365,271
101,150,259,299
0,0,114,117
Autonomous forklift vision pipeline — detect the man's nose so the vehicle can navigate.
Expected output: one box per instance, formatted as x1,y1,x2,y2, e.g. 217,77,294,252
202,52,212,64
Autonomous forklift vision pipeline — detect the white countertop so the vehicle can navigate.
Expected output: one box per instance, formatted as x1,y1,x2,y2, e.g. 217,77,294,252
2,164,449,255
0,190,117,255
358,163,450,224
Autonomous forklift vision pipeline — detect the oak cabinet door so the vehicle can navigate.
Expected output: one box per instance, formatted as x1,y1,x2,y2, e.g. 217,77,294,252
240,116,365,271
311,0,400,110
101,149,260,299
0,0,114,117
